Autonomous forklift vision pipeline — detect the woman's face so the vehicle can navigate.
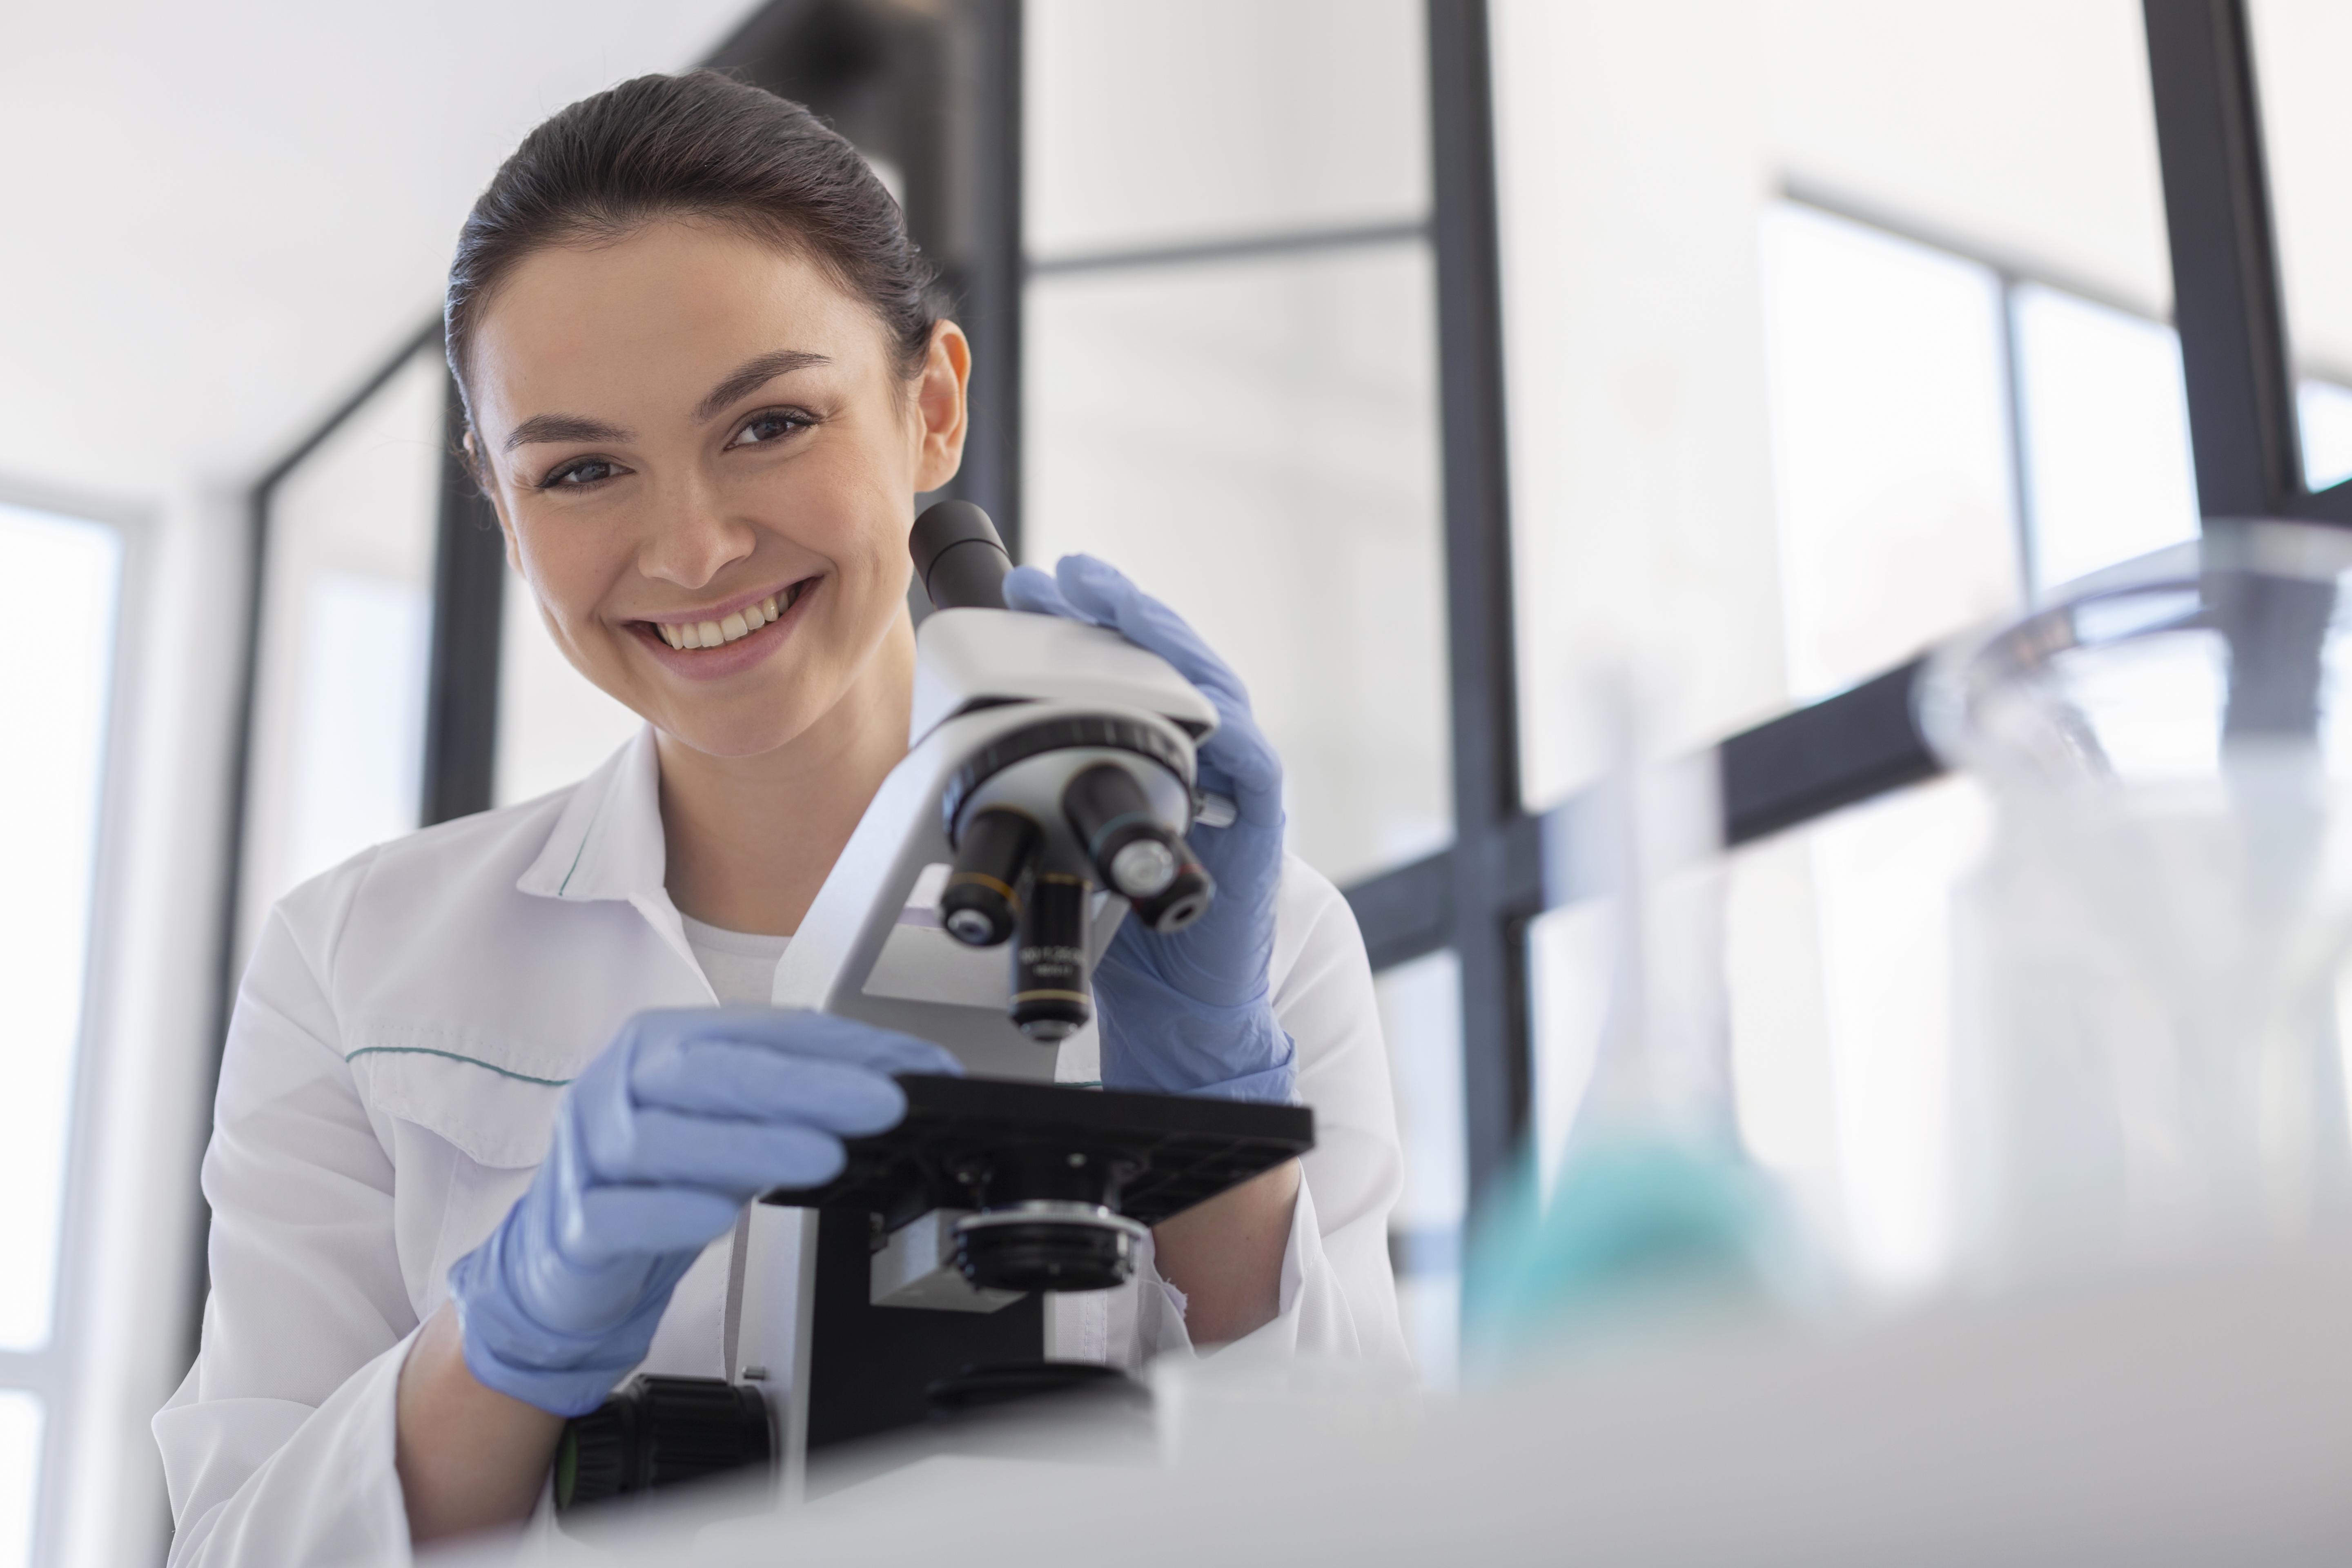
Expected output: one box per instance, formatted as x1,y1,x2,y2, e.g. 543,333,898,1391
466,219,967,760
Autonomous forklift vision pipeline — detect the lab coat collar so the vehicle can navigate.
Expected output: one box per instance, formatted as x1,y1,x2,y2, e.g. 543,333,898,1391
517,725,668,904
517,726,714,995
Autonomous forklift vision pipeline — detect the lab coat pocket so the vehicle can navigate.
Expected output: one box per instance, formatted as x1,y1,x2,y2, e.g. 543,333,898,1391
344,1020,574,1170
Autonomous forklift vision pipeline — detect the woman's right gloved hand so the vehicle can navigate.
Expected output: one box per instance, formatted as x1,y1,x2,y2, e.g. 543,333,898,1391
446,1008,958,1416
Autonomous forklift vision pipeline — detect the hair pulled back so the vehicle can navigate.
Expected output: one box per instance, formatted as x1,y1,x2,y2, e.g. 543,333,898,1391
445,70,940,444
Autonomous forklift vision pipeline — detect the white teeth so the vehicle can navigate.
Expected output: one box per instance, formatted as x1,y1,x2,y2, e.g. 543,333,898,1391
656,596,790,651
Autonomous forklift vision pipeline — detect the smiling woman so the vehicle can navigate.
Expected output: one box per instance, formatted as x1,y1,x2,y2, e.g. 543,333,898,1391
462,211,970,939
156,69,1405,1566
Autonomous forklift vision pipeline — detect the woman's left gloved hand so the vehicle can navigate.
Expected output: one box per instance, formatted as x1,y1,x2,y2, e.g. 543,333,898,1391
1003,555,1296,1105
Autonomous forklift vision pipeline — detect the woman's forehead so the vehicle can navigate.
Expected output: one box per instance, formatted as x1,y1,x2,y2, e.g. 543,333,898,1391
472,224,880,420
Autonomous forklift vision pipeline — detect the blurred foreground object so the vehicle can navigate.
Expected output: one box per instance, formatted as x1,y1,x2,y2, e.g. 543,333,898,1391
445,1245,2352,1566
1924,519,2352,1285
1463,680,1810,1372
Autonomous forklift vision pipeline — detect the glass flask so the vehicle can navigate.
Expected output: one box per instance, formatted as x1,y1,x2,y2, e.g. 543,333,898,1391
1464,683,1799,1371
1920,519,2352,1285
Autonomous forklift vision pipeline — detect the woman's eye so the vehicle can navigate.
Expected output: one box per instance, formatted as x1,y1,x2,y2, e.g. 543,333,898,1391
543,457,619,488
728,410,812,449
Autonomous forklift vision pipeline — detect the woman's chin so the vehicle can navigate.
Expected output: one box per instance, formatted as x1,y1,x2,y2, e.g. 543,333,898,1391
654,713,816,761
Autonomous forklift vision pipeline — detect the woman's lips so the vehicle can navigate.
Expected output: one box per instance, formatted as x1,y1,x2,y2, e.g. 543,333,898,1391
632,577,818,680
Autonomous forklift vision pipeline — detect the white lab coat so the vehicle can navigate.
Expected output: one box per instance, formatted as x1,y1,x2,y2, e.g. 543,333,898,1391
154,727,1407,1566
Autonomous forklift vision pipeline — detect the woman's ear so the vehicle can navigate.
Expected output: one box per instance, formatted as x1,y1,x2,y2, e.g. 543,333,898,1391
911,320,971,493
465,431,525,576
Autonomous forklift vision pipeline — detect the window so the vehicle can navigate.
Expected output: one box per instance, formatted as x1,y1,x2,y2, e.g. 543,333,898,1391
1497,0,2175,805
2301,380,2352,493
1376,951,1466,1386
2011,284,2199,587
235,346,443,962
1493,1,2223,1291
1023,0,1452,891
1024,0,1464,1343
1025,251,1452,884
0,498,125,1567
1761,203,2020,701
2245,0,2352,499
494,570,643,808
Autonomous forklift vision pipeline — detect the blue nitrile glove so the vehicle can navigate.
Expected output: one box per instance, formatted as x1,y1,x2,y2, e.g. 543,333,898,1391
1003,555,1296,1105
446,1008,958,1415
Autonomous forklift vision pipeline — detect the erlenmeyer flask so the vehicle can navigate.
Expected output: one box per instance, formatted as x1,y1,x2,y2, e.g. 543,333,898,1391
1463,682,1797,1370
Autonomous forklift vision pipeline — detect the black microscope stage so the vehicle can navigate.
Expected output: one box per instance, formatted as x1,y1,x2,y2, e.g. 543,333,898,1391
760,1073,1316,1231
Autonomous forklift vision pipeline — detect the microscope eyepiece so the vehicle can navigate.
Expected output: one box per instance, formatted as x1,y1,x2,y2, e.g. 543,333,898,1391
909,500,1013,611
940,806,1038,948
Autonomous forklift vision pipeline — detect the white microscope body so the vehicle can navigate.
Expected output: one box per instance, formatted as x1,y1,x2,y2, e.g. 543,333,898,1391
727,502,1229,1496
769,598,1216,1078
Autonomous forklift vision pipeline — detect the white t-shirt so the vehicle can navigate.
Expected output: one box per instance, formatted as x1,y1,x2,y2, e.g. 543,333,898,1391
679,913,791,1007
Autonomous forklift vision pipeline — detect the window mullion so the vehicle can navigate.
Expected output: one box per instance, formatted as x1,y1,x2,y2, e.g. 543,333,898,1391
1428,0,1531,1208
2143,0,2304,518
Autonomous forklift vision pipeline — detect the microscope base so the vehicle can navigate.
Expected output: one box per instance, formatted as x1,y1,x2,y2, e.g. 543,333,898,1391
805,1205,1049,1450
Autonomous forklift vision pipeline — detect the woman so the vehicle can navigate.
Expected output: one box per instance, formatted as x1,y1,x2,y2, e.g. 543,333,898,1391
155,70,1404,1562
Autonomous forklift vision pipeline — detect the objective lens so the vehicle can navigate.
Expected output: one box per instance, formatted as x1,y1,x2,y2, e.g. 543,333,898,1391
944,907,997,944
1107,838,1178,898
1130,847,1214,935
1011,873,1093,1041
1062,762,1189,901
940,806,1039,948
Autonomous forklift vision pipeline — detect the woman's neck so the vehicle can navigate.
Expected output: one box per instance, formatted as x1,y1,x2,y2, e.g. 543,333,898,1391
655,613,917,937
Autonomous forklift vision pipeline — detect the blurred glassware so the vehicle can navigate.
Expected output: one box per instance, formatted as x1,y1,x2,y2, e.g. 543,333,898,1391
1922,519,2352,1286
1464,682,1805,1374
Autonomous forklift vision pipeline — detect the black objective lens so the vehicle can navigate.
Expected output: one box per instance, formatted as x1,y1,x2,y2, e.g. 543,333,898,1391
1062,762,1188,900
1130,846,1214,935
940,806,1039,947
1012,872,1093,1040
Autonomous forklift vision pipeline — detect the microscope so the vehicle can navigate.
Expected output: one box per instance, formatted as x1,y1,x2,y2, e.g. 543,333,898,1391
556,503,1313,1510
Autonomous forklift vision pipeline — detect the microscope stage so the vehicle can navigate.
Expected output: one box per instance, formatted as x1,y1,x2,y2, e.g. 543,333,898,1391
759,1074,1315,1232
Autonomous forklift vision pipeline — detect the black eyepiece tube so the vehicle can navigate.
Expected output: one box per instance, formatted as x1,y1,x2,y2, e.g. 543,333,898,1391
1012,873,1093,1042
940,806,1039,947
1062,762,1187,901
910,500,1013,610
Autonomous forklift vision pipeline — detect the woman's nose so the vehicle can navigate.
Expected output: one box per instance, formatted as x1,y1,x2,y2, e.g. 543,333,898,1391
635,481,755,590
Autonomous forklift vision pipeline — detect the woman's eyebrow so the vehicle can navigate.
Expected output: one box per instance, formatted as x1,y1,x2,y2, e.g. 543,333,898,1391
694,349,832,423
504,413,632,452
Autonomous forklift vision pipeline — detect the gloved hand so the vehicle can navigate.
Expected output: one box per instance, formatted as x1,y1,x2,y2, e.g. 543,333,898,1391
1003,555,1296,1105
447,1008,958,1415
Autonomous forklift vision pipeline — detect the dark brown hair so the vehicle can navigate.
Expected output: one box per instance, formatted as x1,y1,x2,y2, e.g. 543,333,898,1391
444,69,941,447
